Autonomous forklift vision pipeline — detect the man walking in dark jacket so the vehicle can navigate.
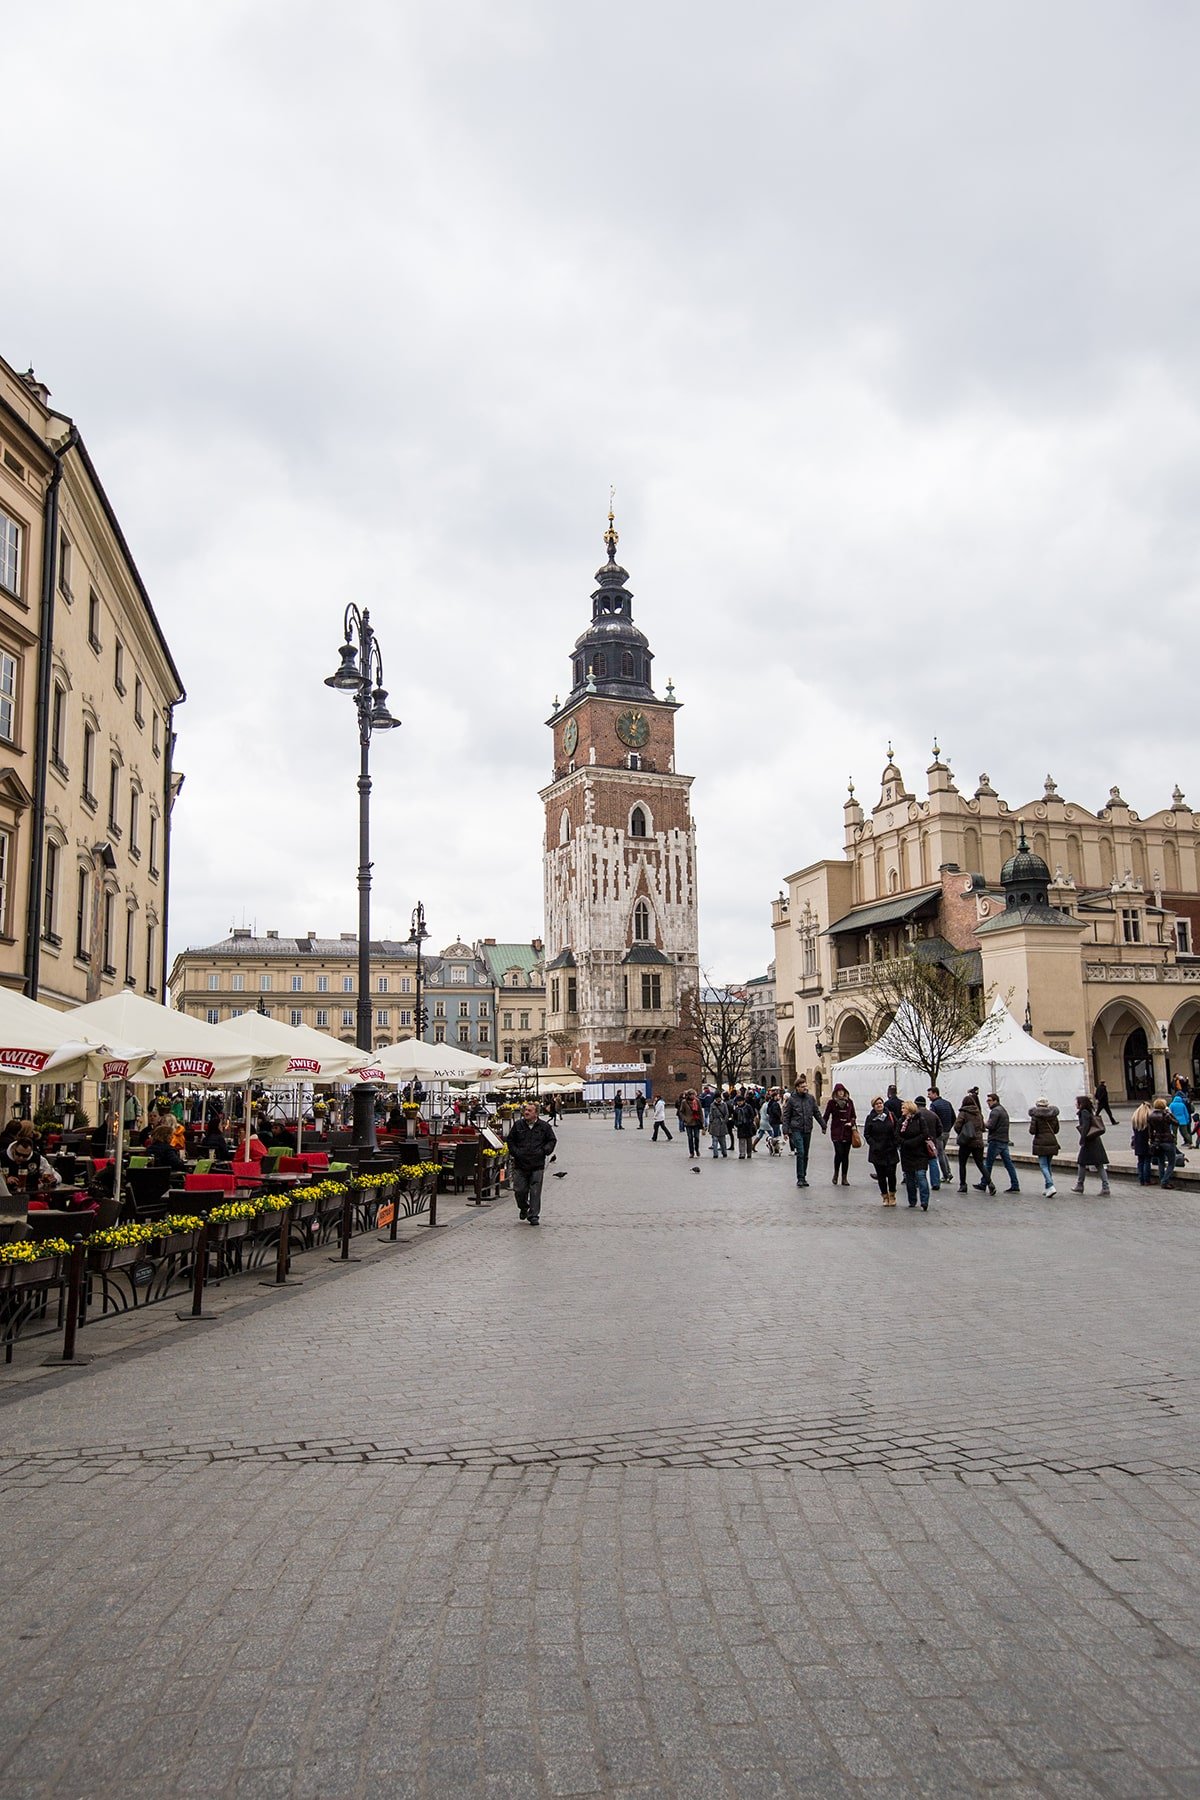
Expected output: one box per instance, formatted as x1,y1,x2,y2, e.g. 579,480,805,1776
927,1087,955,1182
635,1092,647,1129
506,1102,557,1225
982,1092,1020,1194
782,1079,825,1188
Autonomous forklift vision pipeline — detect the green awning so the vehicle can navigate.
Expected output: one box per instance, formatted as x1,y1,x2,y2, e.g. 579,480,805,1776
826,886,941,937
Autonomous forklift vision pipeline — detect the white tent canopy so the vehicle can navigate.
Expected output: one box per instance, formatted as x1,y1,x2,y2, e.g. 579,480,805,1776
832,998,1087,1124
0,988,152,1087
373,1038,512,1084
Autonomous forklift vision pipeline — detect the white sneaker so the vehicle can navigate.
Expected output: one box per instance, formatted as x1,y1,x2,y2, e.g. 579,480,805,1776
1045,1185,1056,1197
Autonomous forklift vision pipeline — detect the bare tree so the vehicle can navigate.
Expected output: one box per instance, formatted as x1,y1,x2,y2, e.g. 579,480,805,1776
681,978,759,1089
862,953,1000,1087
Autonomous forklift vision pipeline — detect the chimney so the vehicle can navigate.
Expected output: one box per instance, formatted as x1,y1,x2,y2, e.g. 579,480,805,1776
340,932,355,942
231,928,250,940
308,930,317,939
21,368,51,406
482,937,496,945
266,929,278,940
531,937,544,952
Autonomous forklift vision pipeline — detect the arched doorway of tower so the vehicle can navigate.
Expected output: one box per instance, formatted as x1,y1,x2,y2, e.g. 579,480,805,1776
1091,998,1157,1102
781,1029,796,1088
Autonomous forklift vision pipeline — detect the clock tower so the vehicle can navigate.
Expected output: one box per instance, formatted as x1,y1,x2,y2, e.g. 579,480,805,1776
541,511,700,1090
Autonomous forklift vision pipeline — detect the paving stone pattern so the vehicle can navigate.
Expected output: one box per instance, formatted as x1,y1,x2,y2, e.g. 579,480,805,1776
0,1123,1197,1796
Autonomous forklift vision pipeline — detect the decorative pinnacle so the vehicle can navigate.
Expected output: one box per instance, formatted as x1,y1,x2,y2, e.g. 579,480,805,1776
886,740,894,760
665,678,676,702
1017,821,1029,851
847,777,855,797
931,738,941,760
604,485,618,561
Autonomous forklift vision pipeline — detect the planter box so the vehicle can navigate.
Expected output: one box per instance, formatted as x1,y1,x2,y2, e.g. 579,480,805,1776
87,1243,143,1273
152,1231,198,1258
213,1217,253,1242
0,1255,63,1289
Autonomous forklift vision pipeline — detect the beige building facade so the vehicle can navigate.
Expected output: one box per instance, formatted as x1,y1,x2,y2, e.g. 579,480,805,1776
0,355,184,1012
773,747,1200,1103
169,931,420,1047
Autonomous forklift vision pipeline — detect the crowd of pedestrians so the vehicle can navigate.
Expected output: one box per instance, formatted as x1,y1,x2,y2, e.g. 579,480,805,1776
618,1071,1199,1205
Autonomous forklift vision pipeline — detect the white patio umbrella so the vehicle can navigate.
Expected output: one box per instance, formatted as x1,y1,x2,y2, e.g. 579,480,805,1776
67,993,293,1179
218,1012,377,1151
374,1039,513,1083
0,987,152,1088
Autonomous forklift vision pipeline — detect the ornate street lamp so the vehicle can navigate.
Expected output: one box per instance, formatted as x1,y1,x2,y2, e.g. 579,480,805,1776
325,605,400,1149
408,901,430,1046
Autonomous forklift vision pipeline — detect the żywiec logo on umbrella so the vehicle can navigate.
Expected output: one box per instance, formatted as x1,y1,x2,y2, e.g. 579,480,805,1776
102,1060,131,1080
0,1048,50,1073
348,1063,386,1082
162,1056,215,1080
287,1058,322,1074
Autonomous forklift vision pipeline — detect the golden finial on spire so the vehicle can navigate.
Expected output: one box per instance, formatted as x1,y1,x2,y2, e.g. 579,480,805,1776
604,484,618,559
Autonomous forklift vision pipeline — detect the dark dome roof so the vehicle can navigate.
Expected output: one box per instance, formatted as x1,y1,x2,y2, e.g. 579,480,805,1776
1001,842,1050,887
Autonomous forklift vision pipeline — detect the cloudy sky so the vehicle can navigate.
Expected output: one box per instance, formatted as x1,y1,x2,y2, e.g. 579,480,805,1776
9,2,1198,981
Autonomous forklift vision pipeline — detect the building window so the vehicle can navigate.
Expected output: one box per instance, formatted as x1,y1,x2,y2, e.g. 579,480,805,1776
108,761,120,833
550,978,559,1012
102,890,116,974
627,753,641,771
291,1008,303,1026
434,1000,446,1019
291,975,302,991
207,973,219,991
342,1009,354,1028
317,975,328,992
88,590,102,651
478,1000,489,1018
260,975,271,991
510,972,521,987
807,1003,820,1027
231,1008,243,1018
114,641,125,695
502,1010,513,1030
566,976,577,1012
519,1010,530,1030
134,677,144,726
451,965,467,982
0,510,20,596
376,1008,389,1027
50,683,67,771
478,1022,490,1040
144,920,156,993
0,653,16,745
633,901,650,942
316,1008,329,1028
124,909,136,985
42,841,60,943
401,975,411,993
641,972,662,1010
459,999,470,1018
1121,908,1142,945
623,973,629,1009
58,532,72,600
82,724,96,805
592,652,606,679
343,975,353,992
75,866,88,959
621,650,634,678
434,1025,445,1043
502,1041,514,1062
232,973,244,991
152,712,160,755
207,1007,220,1025
148,812,159,876
1177,919,1192,954
458,1023,471,1044
377,976,388,993
803,936,817,978
129,786,140,853
399,1008,411,1027
630,806,646,837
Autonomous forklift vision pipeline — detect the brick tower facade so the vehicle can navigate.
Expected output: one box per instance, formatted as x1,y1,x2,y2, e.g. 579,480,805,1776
541,513,700,1091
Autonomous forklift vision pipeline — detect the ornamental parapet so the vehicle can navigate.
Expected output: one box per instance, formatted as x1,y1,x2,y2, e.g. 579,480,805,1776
1083,962,1185,982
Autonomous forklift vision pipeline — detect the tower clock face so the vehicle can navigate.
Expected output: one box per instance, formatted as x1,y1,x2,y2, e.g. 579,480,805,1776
616,709,649,749
562,717,578,756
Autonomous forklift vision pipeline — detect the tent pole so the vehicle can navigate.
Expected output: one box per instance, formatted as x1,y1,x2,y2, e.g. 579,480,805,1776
242,1082,252,1159
112,1078,127,1208
296,1081,303,1154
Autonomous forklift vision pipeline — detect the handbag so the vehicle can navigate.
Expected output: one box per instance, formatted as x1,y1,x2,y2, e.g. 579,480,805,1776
925,1138,938,1160
850,1127,862,1149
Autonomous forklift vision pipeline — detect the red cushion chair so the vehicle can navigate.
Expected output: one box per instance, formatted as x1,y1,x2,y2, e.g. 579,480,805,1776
231,1162,262,1188
184,1172,237,1195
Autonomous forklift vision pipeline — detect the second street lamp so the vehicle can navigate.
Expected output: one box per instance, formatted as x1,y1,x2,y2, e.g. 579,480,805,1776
409,901,430,1047
324,604,400,1151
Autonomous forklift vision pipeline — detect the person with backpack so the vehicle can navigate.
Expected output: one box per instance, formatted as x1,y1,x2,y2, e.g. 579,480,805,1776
1073,1094,1111,1196
1146,1097,1178,1188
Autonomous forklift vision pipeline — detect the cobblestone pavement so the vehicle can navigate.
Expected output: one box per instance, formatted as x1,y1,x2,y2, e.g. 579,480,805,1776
0,1123,1197,1797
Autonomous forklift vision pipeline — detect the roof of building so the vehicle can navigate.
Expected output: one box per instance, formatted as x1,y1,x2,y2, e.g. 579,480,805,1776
911,936,984,985
546,949,576,970
622,944,672,965
826,886,942,937
181,933,417,959
477,942,544,983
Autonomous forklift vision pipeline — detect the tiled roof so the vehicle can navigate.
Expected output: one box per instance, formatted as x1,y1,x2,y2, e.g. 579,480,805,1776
826,886,941,937
622,944,672,964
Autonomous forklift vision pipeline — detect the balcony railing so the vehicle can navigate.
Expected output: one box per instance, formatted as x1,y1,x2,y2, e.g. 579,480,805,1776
833,964,874,990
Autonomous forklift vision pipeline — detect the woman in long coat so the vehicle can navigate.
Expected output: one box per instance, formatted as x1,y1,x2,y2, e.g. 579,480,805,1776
821,1083,857,1185
863,1096,899,1205
953,1092,987,1192
1073,1094,1111,1196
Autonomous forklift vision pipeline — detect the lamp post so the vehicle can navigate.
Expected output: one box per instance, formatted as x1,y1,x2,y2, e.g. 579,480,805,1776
409,901,430,1046
325,605,400,1150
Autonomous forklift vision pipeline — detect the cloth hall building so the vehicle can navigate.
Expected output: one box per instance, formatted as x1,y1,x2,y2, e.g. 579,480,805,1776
773,747,1200,1104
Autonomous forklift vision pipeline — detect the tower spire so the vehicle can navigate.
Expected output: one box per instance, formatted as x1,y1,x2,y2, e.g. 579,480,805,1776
604,486,618,562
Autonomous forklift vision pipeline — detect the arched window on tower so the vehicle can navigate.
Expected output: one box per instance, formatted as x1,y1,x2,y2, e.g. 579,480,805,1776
592,652,606,680
630,806,647,837
621,650,634,678
574,658,583,686
559,808,571,844
633,901,650,942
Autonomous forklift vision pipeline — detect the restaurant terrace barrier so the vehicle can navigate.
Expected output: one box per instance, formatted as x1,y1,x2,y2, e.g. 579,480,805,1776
0,1154,507,1367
